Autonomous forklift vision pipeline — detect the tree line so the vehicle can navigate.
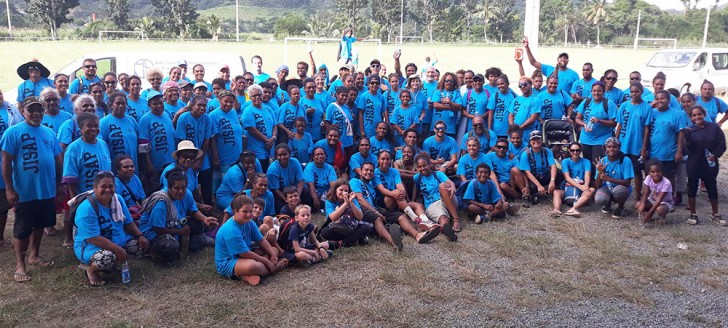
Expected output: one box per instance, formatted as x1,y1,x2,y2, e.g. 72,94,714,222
5,0,728,44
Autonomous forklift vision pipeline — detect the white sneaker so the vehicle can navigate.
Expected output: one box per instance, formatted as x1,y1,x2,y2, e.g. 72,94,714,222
474,215,483,224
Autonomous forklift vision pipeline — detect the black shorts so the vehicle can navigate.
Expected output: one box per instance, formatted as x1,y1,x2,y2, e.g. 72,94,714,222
362,208,403,225
0,189,11,216
14,198,56,239
626,154,644,171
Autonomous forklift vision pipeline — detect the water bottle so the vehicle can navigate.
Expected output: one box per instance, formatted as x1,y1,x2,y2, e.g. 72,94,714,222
561,114,567,121
121,261,131,284
427,97,433,112
705,149,716,167
586,121,594,131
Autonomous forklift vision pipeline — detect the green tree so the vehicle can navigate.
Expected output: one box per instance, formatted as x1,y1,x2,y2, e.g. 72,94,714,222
371,0,401,42
24,0,79,38
409,0,446,42
150,0,199,38
273,14,307,38
106,0,128,29
303,12,341,38
205,14,221,41
334,0,369,30
584,0,609,46
490,0,520,42
474,0,500,42
133,17,157,38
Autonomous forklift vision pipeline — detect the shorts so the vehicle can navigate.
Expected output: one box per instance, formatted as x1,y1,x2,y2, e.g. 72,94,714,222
0,189,11,216
426,199,453,222
14,198,56,239
647,199,674,212
563,185,583,203
626,154,644,171
362,207,403,225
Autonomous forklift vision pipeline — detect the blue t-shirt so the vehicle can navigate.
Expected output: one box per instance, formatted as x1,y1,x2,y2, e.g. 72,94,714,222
649,108,688,161
604,88,625,108
460,130,497,154
485,152,517,182
517,147,555,176
643,93,681,111
421,81,439,124
389,105,421,145
369,136,394,156
215,218,263,277
126,96,149,121
175,112,215,170
561,157,590,182
59,94,74,114
616,101,654,156
695,96,728,123
266,158,303,190
324,103,354,147
57,119,81,146
423,135,458,161
164,101,185,120
383,89,402,116
160,164,198,193
349,152,378,178
350,177,378,207
374,167,402,192
413,171,448,208
0,123,61,202
462,89,490,130
138,111,176,170
570,78,596,99
596,156,635,190
303,162,337,196
16,78,54,102
215,163,263,210
507,94,541,134
69,76,101,95
541,64,579,93
209,108,244,166
41,111,73,134
115,175,145,207
242,106,276,160
457,153,489,180
313,139,345,166
63,139,112,193
487,89,517,136
356,91,386,137
243,189,275,217
140,188,198,240
74,196,134,263
253,72,271,84
278,102,306,132
508,142,527,160
207,98,220,114
314,91,335,109
431,89,463,135
538,90,572,120
288,133,314,164
575,98,617,146
463,179,501,204
99,114,139,169
301,97,325,141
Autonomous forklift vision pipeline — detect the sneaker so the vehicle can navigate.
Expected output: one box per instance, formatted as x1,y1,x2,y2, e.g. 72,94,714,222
506,204,520,216
531,195,540,205
326,250,334,258
474,215,483,224
601,205,611,214
612,208,625,219
710,214,727,226
522,194,531,208
686,214,699,225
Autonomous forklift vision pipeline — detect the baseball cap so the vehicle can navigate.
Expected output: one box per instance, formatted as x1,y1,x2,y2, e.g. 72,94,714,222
178,60,188,67
193,82,208,90
178,80,191,89
23,96,43,110
220,65,230,72
529,130,542,141
146,90,163,102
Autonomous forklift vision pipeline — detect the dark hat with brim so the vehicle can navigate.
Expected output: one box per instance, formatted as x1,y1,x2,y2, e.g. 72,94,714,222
17,60,51,80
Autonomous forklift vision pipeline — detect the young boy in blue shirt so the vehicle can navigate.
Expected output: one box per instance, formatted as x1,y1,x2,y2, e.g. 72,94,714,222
464,164,508,223
214,195,286,286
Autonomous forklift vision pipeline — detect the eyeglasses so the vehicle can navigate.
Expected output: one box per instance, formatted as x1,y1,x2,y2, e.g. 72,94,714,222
371,64,380,68
473,78,484,83
495,145,507,150
605,77,617,81
519,82,530,88
444,79,454,83
104,80,117,85
84,65,97,69
473,123,484,128
569,149,582,153
244,79,254,83
270,83,278,87
629,77,640,80
370,82,380,85
28,66,40,71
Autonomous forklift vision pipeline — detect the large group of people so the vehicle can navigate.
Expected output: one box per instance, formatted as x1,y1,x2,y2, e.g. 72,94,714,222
1,37,726,286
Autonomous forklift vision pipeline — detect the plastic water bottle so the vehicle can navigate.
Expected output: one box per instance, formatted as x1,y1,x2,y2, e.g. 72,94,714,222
121,261,131,284
705,149,716,167
586,121,594,131
561,114,567,121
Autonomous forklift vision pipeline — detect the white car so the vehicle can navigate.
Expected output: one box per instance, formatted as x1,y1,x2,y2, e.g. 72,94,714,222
641,48,728,94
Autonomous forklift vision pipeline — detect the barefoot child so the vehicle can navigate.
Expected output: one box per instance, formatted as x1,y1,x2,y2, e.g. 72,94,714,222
215,195,286,285
637,161,674,224
464,164,508,223
283,205,332,266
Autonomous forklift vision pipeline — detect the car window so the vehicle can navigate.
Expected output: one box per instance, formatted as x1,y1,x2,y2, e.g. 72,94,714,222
712,53,728,71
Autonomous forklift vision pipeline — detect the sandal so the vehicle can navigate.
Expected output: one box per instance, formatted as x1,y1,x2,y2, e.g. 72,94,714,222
62,241,73,249
452,220,462,232
14,272,31,283
686,214,699,225
417,226,441,244
563,208,581,218
29,259,55,267
710,214,727,226
548,210,562,218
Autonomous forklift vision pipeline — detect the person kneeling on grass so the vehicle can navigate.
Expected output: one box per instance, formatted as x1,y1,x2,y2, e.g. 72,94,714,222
463,164,509,223
215,195,286,286
412,154,460,240
636,161,674,225
281,205,333,267
320,179,372,247
73,171,149,287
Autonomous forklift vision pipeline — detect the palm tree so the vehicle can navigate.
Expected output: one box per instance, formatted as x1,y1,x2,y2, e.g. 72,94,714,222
134,17,155,38
474,0,500,42
585,0,608,46
205,14,221,41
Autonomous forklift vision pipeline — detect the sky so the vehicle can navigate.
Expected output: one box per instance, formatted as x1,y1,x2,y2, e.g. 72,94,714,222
642,0,728,10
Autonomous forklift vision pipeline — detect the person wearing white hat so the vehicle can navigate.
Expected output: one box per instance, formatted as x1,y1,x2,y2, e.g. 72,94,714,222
161,140,203,193
16,59,54,103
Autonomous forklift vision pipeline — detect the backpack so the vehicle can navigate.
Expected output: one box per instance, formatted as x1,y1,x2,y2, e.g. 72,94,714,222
68,192,100,227
455,180,471,209
276,216,297,250
526,146,548,178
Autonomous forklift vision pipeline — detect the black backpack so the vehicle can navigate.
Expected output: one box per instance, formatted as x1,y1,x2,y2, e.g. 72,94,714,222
68,192,100,227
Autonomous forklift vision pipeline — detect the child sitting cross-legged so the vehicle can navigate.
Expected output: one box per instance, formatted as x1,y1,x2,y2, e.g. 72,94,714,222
214,195,287,286
222,193,282,255
463,163,508,223
636,161,674,225
282,205,333,267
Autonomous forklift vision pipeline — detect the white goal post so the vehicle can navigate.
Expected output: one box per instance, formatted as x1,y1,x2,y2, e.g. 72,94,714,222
395,36,424,46
98,31,145,44
634,38,677,50
283,37,381,68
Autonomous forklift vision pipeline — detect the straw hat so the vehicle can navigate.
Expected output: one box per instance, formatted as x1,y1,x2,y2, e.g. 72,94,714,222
173,140,204,160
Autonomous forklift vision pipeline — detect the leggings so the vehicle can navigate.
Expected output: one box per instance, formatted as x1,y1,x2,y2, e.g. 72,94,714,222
688,177,718,200
198,168,213,205
595,185,630,207
320,224,371,247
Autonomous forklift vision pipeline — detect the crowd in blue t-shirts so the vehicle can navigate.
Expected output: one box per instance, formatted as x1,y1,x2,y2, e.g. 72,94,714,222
1,41,727,285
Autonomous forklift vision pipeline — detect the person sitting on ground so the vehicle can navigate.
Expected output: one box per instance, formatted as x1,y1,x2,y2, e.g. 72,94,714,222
485,138,525,201
161,141,213,215
412,154,460,239
422,120,459,175
636,161,674,225
215,151,263,211
463,164,509,224
594,137,634,219
73,171,149,287
518,130,560,208
457,136,489,182
279,186,302,218
214,195,287,286
281,205,333,267
266,144,304,209
320,179,372,247
507,124,527,159
113,155,146,223
558,143,592,218
140,169,219,261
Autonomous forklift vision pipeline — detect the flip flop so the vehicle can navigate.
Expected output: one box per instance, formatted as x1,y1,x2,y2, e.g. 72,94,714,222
62,242,73,249
14,272,31,283
417,226,441,244
452,220,462,232
43,227,57,236
29,259,55,267
388,225,403,252
441,223,458,242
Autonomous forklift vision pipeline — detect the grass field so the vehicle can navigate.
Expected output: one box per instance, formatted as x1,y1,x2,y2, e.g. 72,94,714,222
0,40,657,95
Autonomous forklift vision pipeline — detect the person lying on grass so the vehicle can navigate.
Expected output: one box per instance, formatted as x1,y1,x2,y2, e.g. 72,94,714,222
636,161,674,224
215,195,286,286
463,163,510,224
282,205,333,267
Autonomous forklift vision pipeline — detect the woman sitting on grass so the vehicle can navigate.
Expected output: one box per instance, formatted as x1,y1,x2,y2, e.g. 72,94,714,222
73,171,148,287
636,161,674,225
320,179,372,247
215,195,287,286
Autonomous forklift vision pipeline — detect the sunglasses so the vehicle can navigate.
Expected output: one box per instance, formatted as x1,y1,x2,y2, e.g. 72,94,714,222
180,153,196,160
569,149,582,153
473,123,484,128
605,77,617,81
473,78,484,82
270,83,278,87
629,77,640,80
435,127,446,132
444,79,454,83
370,82,380,85
84,65,97,69
371,64,380,68
28,66,40,71
104,80,117,85
519,82,530,88
26,107,45,114
244,78,254,83
495,145,507,150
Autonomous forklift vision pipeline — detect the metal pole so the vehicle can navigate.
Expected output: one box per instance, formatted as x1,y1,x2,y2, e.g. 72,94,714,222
235,0,240,42
5,0,11,37
702,6,711,49
399,0,404,45
633,10,641,50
